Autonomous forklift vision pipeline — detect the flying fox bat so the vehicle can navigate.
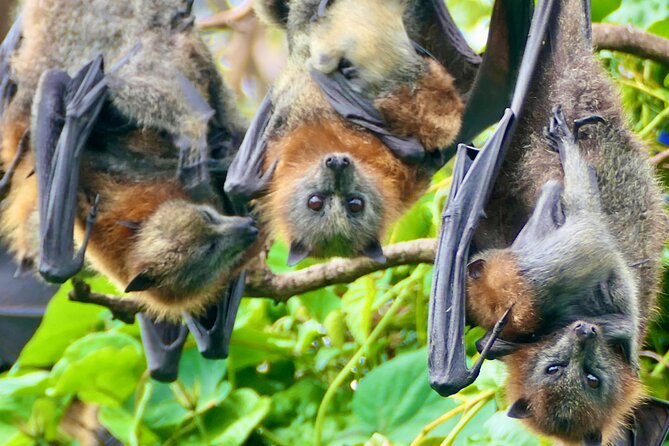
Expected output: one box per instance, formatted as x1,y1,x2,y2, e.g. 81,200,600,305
0,1,255,382
428,0,669,444
224,0,532,265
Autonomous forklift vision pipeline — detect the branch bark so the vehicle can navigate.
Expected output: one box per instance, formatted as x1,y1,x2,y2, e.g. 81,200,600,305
592,23,669,67
68,238,438,316
197,0,254,29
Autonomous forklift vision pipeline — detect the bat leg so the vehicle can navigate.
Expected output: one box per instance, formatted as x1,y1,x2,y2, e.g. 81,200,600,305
0,130,29,200
174,72,216,201
34,57,108,283
224,94,276,214
138,313,188,382
183,273,245,359
511,180,563,250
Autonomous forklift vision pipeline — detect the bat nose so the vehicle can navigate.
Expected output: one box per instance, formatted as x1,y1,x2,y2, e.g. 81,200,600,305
225,217,259,240
573,322,597,340
325,155,351,172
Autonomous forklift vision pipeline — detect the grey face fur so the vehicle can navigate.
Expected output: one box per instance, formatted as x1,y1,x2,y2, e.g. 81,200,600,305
284,154,385,262
127,201,258,294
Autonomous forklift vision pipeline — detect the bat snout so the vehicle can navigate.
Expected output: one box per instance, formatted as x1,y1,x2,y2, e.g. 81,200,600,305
225,217,259,244
572,321,597,340
324,155,351,172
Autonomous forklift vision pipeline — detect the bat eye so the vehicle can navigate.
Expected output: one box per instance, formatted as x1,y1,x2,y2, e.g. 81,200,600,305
205,240,218,256
308,195,325,212
586,373,600,389
546,365,561,375
348,197,364,213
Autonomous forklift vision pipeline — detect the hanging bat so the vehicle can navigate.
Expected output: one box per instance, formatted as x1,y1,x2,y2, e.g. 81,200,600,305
0,0,258,381
428,0,669,444
224,0,532,265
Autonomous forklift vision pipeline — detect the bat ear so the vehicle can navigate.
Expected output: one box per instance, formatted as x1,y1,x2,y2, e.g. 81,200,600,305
507,399,532,419
361,240,386,264
287,241,310,267
582,431,602,446
467,259,486,279
254,0,290,29
125,271,158,293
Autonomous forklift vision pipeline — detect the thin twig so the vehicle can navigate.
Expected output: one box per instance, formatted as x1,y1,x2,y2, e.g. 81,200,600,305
197,0,254,29
68,278,142,324
651,148,669,166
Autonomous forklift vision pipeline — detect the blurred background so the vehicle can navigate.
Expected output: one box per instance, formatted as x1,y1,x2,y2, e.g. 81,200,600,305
1,0,669,445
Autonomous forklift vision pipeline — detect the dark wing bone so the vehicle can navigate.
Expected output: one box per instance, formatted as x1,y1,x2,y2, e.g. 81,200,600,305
0,14,21,115
33,58,107,283
184,272,245,359
428,0,561,396
223,93,275,214
138,313,188,382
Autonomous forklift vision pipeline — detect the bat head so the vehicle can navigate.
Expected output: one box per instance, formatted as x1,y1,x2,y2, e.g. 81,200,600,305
505,320,642,445
125,200,258,313
262,120,417,265
281,151,386,265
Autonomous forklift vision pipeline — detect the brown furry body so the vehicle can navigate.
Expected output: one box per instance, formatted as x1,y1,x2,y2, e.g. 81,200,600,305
463,0,667,443
254,0,463,260
0,0,254,320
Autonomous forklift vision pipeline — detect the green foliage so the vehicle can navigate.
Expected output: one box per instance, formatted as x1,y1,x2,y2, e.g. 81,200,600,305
2,1,669,445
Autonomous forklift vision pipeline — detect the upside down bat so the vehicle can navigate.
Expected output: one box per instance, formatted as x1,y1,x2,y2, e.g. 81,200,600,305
0,0,257,381
428,0,669,444
224,0,532,265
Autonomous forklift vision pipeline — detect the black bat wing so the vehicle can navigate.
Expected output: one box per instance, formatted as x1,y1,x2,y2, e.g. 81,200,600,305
0,245,56,372
614,398,669,446
310,68,426,164
33,57,107,283
223,93,275,214
428,0,562,396
456,0,533,147
407,0,481,93
137,313,188,382
0,14,21,116
32,45,139,284
184,272,245,359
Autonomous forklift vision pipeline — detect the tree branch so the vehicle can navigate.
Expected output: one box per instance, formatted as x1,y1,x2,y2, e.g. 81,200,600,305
593,23,669,67
245,238,437,300
67,239,437,316
68,278,142,324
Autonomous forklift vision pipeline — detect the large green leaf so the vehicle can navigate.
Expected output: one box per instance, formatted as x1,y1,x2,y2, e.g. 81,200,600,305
178,388,270,446
351,348,461,443
606,0,669,28
17,277,118,367
48,332,144,406
175,348,229,413
99,405,161,445
465,411,541,446
591,0,622,22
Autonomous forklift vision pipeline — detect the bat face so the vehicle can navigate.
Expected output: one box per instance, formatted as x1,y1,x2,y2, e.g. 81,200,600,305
506,321,642,444
279,153,385,262
126,200,258,313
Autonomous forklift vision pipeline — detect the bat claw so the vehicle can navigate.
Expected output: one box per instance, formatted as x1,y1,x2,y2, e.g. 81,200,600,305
573,115,606,141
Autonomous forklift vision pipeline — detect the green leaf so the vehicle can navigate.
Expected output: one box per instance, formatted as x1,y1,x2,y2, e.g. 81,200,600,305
465,411,541,446
184,388,270,446
341,276,375,344
649,18,669,39
351,348,461,443
17,281,108,367
142,382,190,431
48,332,144,406
591,0,622,22
0,372,50,397
299,288,342,323
99,405,161,445
606,0,669,29
175,348,230,413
